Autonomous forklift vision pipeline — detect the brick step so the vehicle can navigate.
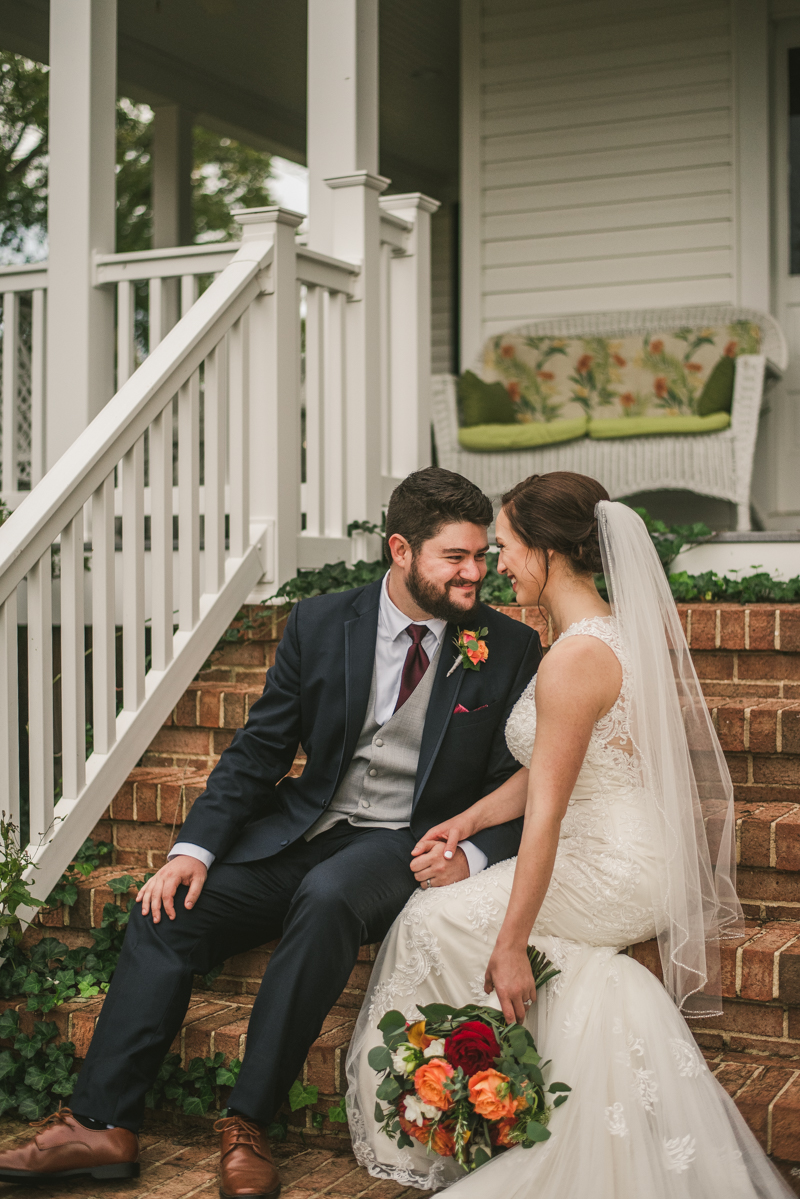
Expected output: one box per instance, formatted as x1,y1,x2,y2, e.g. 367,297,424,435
6,975,800,1164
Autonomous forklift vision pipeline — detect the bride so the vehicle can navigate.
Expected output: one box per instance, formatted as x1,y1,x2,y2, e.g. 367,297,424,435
345,470,793,1197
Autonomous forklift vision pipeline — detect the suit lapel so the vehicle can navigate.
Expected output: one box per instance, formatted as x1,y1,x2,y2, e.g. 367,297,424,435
413,623,465,806
332,582,381,793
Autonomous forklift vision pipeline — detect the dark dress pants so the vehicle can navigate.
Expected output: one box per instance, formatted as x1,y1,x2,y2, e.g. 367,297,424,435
70,823,419,1131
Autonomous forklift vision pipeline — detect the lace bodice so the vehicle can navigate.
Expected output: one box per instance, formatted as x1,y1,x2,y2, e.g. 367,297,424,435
505,615,641,799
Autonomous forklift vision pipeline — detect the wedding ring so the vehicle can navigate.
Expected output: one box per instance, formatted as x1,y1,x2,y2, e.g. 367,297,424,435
423,879,431,890
524,999,533,1007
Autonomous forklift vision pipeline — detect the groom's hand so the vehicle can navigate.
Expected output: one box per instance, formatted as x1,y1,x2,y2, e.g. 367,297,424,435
136,856,207,923
410,841,470,888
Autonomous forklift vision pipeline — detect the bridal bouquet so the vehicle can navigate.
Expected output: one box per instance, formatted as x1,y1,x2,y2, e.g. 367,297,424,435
370,948,570,1171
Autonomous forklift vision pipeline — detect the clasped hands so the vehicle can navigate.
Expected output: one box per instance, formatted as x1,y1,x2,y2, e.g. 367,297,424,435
409,814,475,889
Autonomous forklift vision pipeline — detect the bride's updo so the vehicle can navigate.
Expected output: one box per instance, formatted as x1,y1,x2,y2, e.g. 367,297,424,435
500,471,609,575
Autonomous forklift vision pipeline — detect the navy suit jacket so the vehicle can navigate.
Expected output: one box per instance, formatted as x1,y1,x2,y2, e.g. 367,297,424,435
179,579,542,866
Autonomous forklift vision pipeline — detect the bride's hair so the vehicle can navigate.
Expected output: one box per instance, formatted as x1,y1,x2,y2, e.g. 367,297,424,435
501,471,609,576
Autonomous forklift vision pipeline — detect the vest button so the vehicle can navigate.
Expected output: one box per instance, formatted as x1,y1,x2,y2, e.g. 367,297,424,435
280,839,289,846
369,768,377,777
360,799,370,809
375,738,384,747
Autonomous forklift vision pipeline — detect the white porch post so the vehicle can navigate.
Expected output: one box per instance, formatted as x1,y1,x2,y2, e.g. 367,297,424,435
152,105,194,250
46,0,117,470
379,194,440,482
235,208,304,593
307,0,385,540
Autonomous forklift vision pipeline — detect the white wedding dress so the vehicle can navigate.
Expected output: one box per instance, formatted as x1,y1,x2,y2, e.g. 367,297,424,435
346,616,792,1197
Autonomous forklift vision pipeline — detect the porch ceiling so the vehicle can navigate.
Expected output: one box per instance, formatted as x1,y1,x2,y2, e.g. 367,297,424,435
1,0,458,198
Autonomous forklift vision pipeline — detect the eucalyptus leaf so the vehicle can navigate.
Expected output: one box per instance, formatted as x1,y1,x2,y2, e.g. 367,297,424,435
367,1045,393,1072
526,1121,551,1143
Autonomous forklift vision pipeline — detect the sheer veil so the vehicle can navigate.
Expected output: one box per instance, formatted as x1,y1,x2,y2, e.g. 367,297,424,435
596,501,742,1015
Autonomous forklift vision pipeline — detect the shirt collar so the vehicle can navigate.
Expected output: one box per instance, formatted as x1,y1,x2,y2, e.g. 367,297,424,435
379,572,447,646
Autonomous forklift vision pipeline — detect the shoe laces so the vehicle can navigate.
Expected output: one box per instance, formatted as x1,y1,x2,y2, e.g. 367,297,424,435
215,1115,266,1157
31,1107,74,1130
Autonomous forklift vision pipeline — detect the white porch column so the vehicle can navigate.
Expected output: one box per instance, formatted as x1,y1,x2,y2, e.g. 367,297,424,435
46,0,117,470
307,0,384,536
235,207,304,593
307,0,379,255
379,194,440,482
152,105,194,249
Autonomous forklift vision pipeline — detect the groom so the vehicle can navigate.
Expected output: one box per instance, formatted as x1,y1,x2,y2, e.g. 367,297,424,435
0,467,540,1197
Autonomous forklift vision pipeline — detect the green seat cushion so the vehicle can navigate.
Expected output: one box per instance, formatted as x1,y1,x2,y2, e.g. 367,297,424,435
696,353,735,416
458,417,589,451
457,370,518,427
588,412,731,439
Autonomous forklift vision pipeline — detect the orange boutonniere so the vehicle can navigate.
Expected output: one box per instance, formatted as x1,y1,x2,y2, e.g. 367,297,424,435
447,627,489,676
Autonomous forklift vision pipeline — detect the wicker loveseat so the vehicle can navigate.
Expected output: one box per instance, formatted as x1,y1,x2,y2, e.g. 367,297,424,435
431,305,787,530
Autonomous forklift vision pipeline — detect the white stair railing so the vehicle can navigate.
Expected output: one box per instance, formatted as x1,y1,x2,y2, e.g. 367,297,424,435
0,209,343,904
0,194,437,906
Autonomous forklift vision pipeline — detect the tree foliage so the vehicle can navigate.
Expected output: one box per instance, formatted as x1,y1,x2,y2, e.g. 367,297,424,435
0,53,49,256
0,53,274,261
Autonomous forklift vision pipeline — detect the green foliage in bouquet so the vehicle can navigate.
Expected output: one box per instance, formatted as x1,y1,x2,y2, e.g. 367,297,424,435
370,949,570,1172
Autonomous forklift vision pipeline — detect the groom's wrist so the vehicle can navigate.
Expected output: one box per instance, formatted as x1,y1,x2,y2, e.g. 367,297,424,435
459,840,488,876
169,842,215,870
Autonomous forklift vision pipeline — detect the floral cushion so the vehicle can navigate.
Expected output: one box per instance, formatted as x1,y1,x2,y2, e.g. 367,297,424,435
479,321,761,426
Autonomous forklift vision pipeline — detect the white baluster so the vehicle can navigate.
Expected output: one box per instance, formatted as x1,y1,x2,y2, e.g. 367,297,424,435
178,369,200,629
324,290,346,539
91,474,116,754
27,549,54,844
228,313,249,559
149,404,174,672
379,240,392,478
117,280,135,385
0,589,19,826
122,438,145,710
204,339,228,593
304,285,323,537
60,510,86,800
2,291,18,493
30,289,46,487
181,274,198,317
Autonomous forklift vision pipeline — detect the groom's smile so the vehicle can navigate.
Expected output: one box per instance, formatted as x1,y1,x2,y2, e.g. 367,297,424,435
387,521,490,625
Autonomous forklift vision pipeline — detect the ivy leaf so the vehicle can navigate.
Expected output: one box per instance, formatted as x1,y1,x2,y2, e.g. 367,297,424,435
0,1009,19,1039
17,1088,52,1121
107,875,138,895
311,1111,324,1129
266,1120,287,1142
183,1094,211,1116
288,1081,318,1111
328,1097,348,1123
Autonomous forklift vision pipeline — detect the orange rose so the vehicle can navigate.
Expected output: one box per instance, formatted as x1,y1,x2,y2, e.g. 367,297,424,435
649,339,664,354
407,1020,433,1050
619,392,635,409
415,1059,454,1111
653,376,668,399
465,639,488,666
686,361,703,372
430,1123,457,1156
576,353,593,373
468,1069,523,1121
399,1112,432,1145
724,340,737,357
490,1116,518,1147
612,352,627,367
506,380,521,402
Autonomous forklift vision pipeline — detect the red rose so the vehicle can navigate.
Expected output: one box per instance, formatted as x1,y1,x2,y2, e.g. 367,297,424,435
444,1021,501,1077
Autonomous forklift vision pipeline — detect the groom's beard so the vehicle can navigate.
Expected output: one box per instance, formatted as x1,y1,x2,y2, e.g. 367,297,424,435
407,557,484,625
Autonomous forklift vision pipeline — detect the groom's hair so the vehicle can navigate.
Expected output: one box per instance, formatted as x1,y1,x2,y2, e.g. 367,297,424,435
384,467,493,560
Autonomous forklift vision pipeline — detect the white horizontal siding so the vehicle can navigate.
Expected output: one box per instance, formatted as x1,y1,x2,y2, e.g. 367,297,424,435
475,0,735,338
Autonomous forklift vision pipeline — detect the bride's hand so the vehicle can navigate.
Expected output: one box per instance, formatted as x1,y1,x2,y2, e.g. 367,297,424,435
411,815,477,862
484,942,536,1025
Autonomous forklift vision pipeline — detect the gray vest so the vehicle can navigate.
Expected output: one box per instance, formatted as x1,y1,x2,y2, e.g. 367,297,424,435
305,641,442,840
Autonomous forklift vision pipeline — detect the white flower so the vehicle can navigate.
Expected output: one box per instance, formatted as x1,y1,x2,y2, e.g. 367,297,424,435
403,1093,439,1126
423,1039,446,1059
391,1044,418,1076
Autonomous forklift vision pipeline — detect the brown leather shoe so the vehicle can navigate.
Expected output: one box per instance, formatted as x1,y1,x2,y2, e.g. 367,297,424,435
216,1115,280,1198
0,1108,139,1181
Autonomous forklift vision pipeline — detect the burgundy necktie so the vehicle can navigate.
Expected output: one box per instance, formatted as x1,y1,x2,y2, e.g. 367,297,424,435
394,624,430,712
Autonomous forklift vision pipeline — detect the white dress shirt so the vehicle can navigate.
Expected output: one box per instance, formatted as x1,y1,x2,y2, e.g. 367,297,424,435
171,572,488,875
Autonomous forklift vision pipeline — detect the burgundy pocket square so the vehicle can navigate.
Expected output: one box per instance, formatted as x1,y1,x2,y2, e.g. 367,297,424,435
453,703,488,714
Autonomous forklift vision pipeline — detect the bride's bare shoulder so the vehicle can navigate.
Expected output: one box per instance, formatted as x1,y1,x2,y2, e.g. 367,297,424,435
536,632,622,720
